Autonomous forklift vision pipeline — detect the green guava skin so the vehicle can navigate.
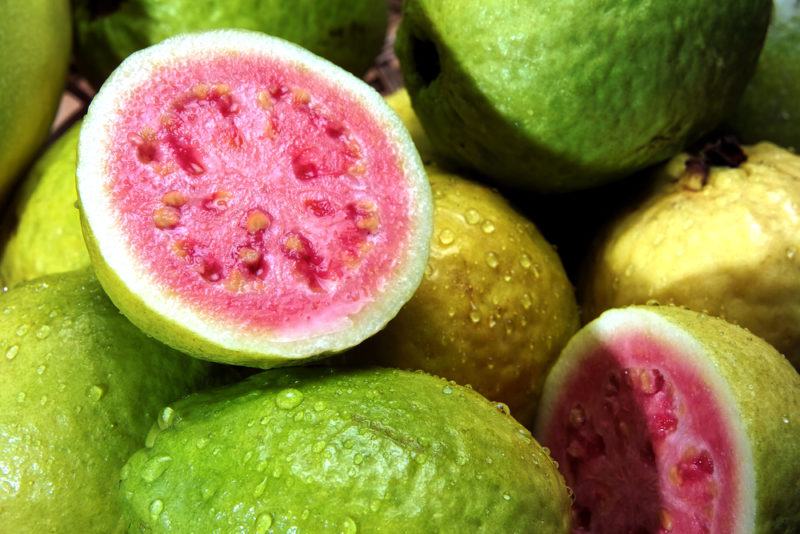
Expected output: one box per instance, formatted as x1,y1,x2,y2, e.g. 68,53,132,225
729,0,800,150
0,270,219,533
536,305,800,533
73,0,387,87
0,0,71,202
396,0,772,192
1,122,88,288
120,367,571,533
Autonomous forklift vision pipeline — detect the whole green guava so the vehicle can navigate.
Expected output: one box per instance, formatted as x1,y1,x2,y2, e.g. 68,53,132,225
0,0,71,202
729,0,800,150
1,122,88,288
120,367,571,533
74,0,387,87
396,0,772,191
0,270,219,532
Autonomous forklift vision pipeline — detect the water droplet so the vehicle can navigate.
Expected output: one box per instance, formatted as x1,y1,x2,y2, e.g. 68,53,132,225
503,493,511,501
481,220,496,234
438,229,455,245
521,293,532,310
442,385,454,395
342,516,357,534
369,499,381,512
276,388,304,410
48,310,58,319
254,477,268,498
783,417,790,424
313,401,326,412
36,365,46,375
158,406,176,430
149,499,164,520
519,253,532,269
34,325,51,339
16,392,25,403
5,345,19,360
141,455,173,482
495,403,511,415
87,385,106,401
353,453,364,465
255,513,273,533
485,252,499,269
196,437,209,449
39,395,48,406
787,248,797,260
465,208,481,224
469,311,481,323
15,324,29,337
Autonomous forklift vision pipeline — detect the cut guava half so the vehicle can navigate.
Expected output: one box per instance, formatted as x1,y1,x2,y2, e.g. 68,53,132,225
77,30,432,367
534,305,800,534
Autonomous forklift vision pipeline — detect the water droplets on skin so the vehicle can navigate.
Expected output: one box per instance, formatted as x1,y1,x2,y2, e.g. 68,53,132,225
5,345,19,360
441,385,454,395
787,247,797,260
438,228,455,245
87,384,106,401
519,253,532,269
353,453,364,465
503,493,512,501
36,365,46,375
481,220,496,234
141,455,173,482
15,324,29,337
149,499,164,520
255,513,273,533
485,252,499,269
196,437,210,449
276,388,304,410
465,208,481,224
158,406,176,430
341,516,357,534
35,325,51,339
254,477,269,498
469,310,481,323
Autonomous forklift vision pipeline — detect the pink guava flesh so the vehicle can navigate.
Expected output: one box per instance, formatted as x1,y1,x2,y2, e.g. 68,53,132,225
108,55,411,333
539,332,740,534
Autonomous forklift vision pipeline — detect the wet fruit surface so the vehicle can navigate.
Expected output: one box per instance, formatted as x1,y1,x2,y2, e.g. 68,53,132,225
109,54,411,332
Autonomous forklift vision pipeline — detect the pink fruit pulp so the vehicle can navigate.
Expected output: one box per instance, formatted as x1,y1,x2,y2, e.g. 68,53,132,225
108,54,410,333
539,332,740,534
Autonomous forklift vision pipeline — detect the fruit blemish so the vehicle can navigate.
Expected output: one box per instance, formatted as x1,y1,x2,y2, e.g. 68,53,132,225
109,55,411,331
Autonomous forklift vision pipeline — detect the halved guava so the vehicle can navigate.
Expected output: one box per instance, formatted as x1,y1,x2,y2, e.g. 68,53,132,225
77,30,432,367
535,305,800,533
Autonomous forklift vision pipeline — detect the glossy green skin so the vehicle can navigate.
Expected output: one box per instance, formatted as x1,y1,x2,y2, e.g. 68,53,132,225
120,367,571,533
397,0,771,191
730,1,800,150
74,0,387,86
0,270,217,533
1,122,88,288
0,0,71,201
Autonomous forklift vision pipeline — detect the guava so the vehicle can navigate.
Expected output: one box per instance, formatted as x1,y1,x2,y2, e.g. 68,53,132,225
0,0,71,202
344,165,579,427
582,141,800,368
535,305,800,533
396,0,772,191
0,269,219,533
385,88,434,163
729,0,800,150
1,122,88,288
77,31,433,367
73,0,387,87
120,366,571,533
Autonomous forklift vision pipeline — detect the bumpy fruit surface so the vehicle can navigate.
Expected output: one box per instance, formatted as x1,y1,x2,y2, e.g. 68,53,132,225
120,367,572,533
346,165,579,427
1,122,88,288
536,305,800,533
729,0,800,150
583,142,800,368
74,0,387,86
77,31,432,367
0,270,217,533
0,0,71,201
396,0,771,191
